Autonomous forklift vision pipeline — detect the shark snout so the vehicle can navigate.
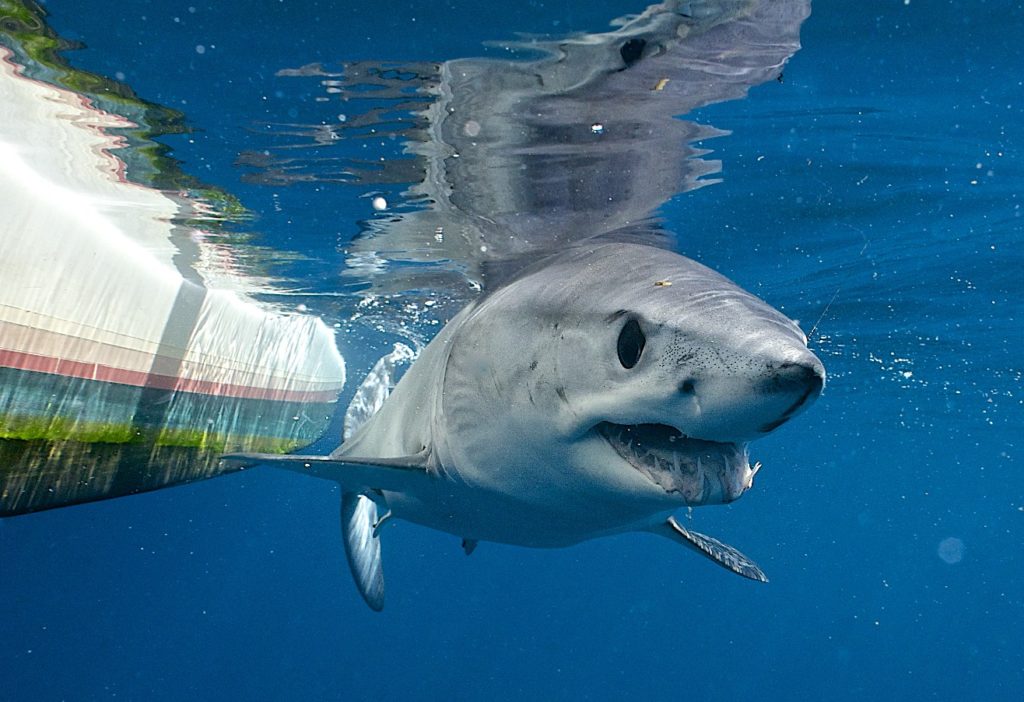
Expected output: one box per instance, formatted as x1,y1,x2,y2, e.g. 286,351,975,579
756,352,825,433
669,345,825,443
768,356,825,396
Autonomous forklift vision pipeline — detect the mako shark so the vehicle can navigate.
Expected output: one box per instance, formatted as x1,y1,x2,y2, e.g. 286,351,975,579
227,242,825,610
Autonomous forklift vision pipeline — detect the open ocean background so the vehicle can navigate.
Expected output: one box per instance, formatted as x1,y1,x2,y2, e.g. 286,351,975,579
2,1,1021,700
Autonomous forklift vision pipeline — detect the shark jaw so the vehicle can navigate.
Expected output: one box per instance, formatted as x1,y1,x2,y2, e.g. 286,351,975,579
595,422,758,505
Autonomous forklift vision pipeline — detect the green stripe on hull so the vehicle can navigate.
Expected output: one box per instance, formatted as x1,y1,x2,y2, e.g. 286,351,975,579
0,366,339,515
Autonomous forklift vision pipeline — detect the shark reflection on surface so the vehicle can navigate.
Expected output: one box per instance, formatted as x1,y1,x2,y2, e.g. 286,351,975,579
244,0,809,299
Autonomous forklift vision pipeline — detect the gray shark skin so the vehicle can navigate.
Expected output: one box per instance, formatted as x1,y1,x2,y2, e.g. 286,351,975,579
226,242,825,606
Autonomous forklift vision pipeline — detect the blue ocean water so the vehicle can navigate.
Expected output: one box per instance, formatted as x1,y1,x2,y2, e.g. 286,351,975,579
1,1,1021,700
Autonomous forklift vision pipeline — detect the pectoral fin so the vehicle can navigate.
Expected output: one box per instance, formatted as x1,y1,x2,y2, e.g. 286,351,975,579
650,516,768,583
219,449,429,492
341,492,385,611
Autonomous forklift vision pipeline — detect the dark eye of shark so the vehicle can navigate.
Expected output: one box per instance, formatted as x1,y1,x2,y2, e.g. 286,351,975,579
617,318,646,369
619,38,646,68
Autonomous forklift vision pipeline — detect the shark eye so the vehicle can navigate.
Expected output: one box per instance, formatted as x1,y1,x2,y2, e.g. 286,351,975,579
617,318,646,369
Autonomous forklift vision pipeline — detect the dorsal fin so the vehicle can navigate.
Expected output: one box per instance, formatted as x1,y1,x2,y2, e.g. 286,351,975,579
649,515,768,583
341,492,385,611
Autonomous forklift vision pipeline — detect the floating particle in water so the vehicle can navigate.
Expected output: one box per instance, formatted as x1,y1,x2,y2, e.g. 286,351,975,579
591,123,604,134
372,196,388,211
463,120,481,137
937,537,964,564
195,44,206,55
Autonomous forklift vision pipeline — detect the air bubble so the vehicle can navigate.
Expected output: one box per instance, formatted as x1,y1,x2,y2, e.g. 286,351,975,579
937,537,964,564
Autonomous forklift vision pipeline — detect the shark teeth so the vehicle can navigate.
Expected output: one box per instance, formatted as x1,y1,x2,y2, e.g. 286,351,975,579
596,422,754,505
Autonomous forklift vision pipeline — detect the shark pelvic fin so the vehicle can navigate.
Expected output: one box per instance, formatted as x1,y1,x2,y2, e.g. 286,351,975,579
341,492,385,611
650,515,768,583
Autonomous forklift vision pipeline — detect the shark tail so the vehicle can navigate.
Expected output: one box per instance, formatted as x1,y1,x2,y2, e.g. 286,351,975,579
341,492,386,611
223,343,418,611
339,343,418,610
338,343,414,610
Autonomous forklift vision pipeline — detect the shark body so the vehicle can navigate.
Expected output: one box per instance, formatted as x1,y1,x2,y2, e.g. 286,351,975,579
227,242,825,609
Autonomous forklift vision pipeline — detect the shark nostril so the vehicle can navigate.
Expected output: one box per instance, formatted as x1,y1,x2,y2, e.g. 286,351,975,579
678,378,696,394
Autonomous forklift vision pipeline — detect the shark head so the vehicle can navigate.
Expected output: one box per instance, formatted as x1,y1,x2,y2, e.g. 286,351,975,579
441,242,824,530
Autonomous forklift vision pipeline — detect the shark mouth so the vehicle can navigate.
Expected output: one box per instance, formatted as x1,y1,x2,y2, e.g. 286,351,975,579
596,422,758,505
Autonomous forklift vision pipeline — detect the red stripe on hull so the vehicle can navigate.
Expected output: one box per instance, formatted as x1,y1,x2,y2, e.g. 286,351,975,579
0,348,341,403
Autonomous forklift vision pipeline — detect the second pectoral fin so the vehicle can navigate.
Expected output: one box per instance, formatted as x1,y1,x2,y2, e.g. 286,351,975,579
649,515,768,583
